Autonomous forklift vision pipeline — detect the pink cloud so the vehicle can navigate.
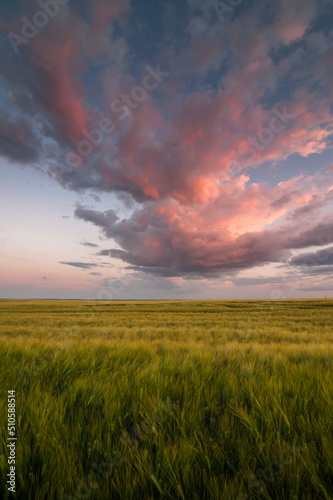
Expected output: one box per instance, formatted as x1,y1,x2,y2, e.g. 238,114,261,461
75,172,333,276
90,0,130,33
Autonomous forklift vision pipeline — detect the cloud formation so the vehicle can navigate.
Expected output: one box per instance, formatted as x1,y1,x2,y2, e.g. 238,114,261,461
72,173,333,277
1,0,332,279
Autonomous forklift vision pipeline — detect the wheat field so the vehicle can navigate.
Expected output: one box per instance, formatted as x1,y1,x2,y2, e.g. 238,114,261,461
0,300,332,499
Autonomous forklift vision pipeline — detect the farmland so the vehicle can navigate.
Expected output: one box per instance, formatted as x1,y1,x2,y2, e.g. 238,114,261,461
0,299,332,499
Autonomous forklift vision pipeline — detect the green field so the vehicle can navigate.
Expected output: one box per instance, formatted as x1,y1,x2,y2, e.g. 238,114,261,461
0,300,333,499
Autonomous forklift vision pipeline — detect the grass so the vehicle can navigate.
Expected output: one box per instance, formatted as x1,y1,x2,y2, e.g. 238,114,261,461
0,299,332,499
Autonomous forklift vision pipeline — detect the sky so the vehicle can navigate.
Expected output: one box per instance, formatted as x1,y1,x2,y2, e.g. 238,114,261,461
0,0,333,299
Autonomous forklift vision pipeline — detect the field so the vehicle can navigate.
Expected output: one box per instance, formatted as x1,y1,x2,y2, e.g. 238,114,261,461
0,299,333,500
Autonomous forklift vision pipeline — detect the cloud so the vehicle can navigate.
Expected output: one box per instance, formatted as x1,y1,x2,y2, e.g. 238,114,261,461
74,182,333,276
89,272,102,276
90,194,101,203
42,276,48,280
300,285,333,293
288,222,333,249
59,261,99,270
232,277,285,287
300,266,333,276
0,114,40,164
80,241,99,248
289,247,333,267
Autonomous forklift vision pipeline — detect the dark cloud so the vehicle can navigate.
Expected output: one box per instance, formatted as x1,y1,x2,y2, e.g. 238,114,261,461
300,285,333,292
59,261,99,269
74,205,118,231
80,241,99,248
89,272,102,276
288,224,333,250
289,247,333,266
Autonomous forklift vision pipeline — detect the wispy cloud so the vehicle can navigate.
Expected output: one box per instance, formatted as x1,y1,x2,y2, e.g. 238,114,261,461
80,242,99,248
59,262,99,270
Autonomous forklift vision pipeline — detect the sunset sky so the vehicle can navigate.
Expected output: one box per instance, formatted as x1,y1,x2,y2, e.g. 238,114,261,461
0,0,333,299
